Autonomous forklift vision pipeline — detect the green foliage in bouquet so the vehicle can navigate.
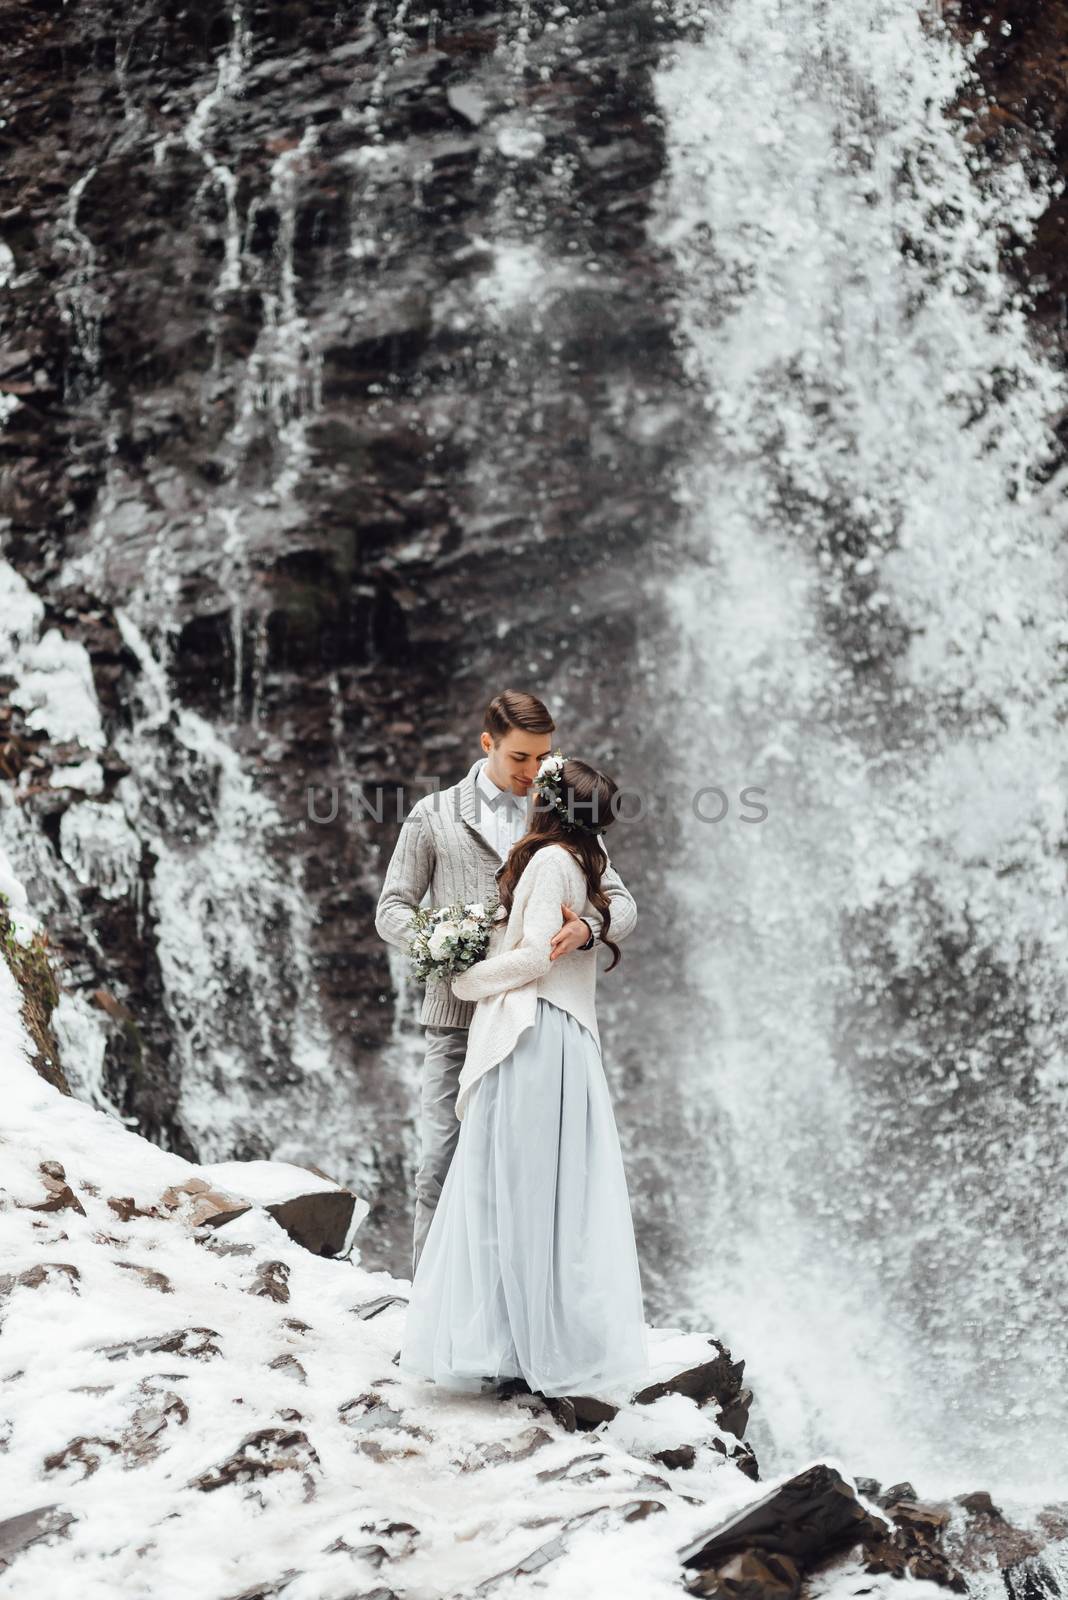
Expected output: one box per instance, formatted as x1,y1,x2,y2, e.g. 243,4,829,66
407,893,502,985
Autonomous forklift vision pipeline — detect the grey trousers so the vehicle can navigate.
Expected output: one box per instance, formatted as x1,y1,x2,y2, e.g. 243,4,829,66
412,1023,469,1279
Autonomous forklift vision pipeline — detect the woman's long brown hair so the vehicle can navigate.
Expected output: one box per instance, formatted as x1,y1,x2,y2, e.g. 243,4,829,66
495,758,623,972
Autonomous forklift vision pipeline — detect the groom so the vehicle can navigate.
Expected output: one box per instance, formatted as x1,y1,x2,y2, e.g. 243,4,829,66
374,688,638,1277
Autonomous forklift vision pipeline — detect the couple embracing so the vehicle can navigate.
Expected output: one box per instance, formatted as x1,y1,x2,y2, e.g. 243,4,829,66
374,688,649,1399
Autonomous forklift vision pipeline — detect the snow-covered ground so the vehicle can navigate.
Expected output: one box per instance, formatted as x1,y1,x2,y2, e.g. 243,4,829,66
0,847,941,1600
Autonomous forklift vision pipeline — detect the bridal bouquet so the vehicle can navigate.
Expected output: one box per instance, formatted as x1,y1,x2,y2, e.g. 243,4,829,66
407,895,500,984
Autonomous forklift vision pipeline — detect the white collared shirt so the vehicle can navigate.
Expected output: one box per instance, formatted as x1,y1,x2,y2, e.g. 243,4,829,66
475,758,531,862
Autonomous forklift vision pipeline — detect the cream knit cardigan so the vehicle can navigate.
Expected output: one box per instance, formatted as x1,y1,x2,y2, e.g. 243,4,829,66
450,843,604,1121
374,755,638,1029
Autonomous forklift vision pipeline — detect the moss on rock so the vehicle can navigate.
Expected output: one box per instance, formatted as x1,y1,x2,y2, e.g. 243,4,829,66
0,894,69,1095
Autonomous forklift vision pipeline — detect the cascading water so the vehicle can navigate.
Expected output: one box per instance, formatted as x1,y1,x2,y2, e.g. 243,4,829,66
4,0,1066,1538
5,0,660,1267
1,2,396,1185
0,556,368,1165
651,0,1068,1501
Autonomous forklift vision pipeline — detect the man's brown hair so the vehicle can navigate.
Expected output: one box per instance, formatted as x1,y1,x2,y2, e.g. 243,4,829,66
483,689,555,742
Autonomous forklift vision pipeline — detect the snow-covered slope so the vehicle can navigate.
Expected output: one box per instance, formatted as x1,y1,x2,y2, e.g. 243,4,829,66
0,854,969,1600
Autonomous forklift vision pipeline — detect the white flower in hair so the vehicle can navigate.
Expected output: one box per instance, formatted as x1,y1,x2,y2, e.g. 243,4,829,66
533,746,606,836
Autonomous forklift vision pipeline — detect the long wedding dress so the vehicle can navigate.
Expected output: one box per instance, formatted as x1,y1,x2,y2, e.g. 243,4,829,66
398,995,650,1398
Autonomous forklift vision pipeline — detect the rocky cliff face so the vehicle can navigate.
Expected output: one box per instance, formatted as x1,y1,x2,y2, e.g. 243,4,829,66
950,0,1068,351
0,0,698,1276
5,0,1068,1492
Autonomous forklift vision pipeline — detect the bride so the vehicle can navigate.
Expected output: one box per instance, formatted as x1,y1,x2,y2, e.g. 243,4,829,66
398,752,650,1399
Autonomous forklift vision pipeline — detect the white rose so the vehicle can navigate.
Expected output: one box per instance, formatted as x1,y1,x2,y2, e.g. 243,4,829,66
466,902,485,919
458,917,481,937
427,923,459,958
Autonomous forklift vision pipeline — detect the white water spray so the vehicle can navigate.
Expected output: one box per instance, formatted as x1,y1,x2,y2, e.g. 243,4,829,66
653,0,1068,1501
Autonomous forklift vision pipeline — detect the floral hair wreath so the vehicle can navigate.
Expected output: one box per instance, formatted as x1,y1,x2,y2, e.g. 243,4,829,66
533,748,608,836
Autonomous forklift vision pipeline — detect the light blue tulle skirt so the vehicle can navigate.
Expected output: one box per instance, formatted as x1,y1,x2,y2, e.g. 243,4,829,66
398,997,650,1398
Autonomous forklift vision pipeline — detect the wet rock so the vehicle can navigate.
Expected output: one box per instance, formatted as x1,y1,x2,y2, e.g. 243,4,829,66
159,1176,251,1228
338,1389,430,1456
351,1518,419,1557
114,1260,173,1293
188,1426,321,1499
261,1188,361,1257
475,1500,666,1594
653,1443,696,1470
635,1337,752,1440
458,1425,554,1471
492,1334,752,1444
446,83,490,128
198,1235,257,1258
320,292,433,395
121,1379,190,1464
249,1259,291,1302
948,1489,1068,1594
268,1352,307,1383
542,1392,618,1432
880,1479,917,1505
43,1434,123,1479
220,1574,302,1600
108,1195,169,1223
0,1261,81,1300
185,1166,367,1257
686,1548,803,1600
0,1505,77,1572
351,1293,409,1320
535,1449,613,1486
1003,1555,1067,1600
678,1464,891,1584
99,1326,222,1362
158,1177,247,1222
510,1390,549,1421
710,1435,761,1482
949,2,1068,345
223,1572,397,1600
0,347,34,376
20,1166,86,1215
354,1435,425,1463
860,1496,968,1591
346,1542,389,1568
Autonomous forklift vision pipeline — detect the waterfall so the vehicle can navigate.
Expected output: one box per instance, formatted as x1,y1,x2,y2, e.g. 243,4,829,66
5,0,1066,1511
652,0,1068,1499
175,0,251,305
55,165,104,399
1,558,333,1153
6,11,353,1172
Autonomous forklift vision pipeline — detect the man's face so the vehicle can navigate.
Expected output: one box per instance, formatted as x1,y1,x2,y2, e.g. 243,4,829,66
481,728,555,796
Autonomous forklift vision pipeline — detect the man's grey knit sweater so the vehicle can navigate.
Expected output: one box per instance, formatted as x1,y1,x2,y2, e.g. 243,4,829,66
374,754,638,1029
